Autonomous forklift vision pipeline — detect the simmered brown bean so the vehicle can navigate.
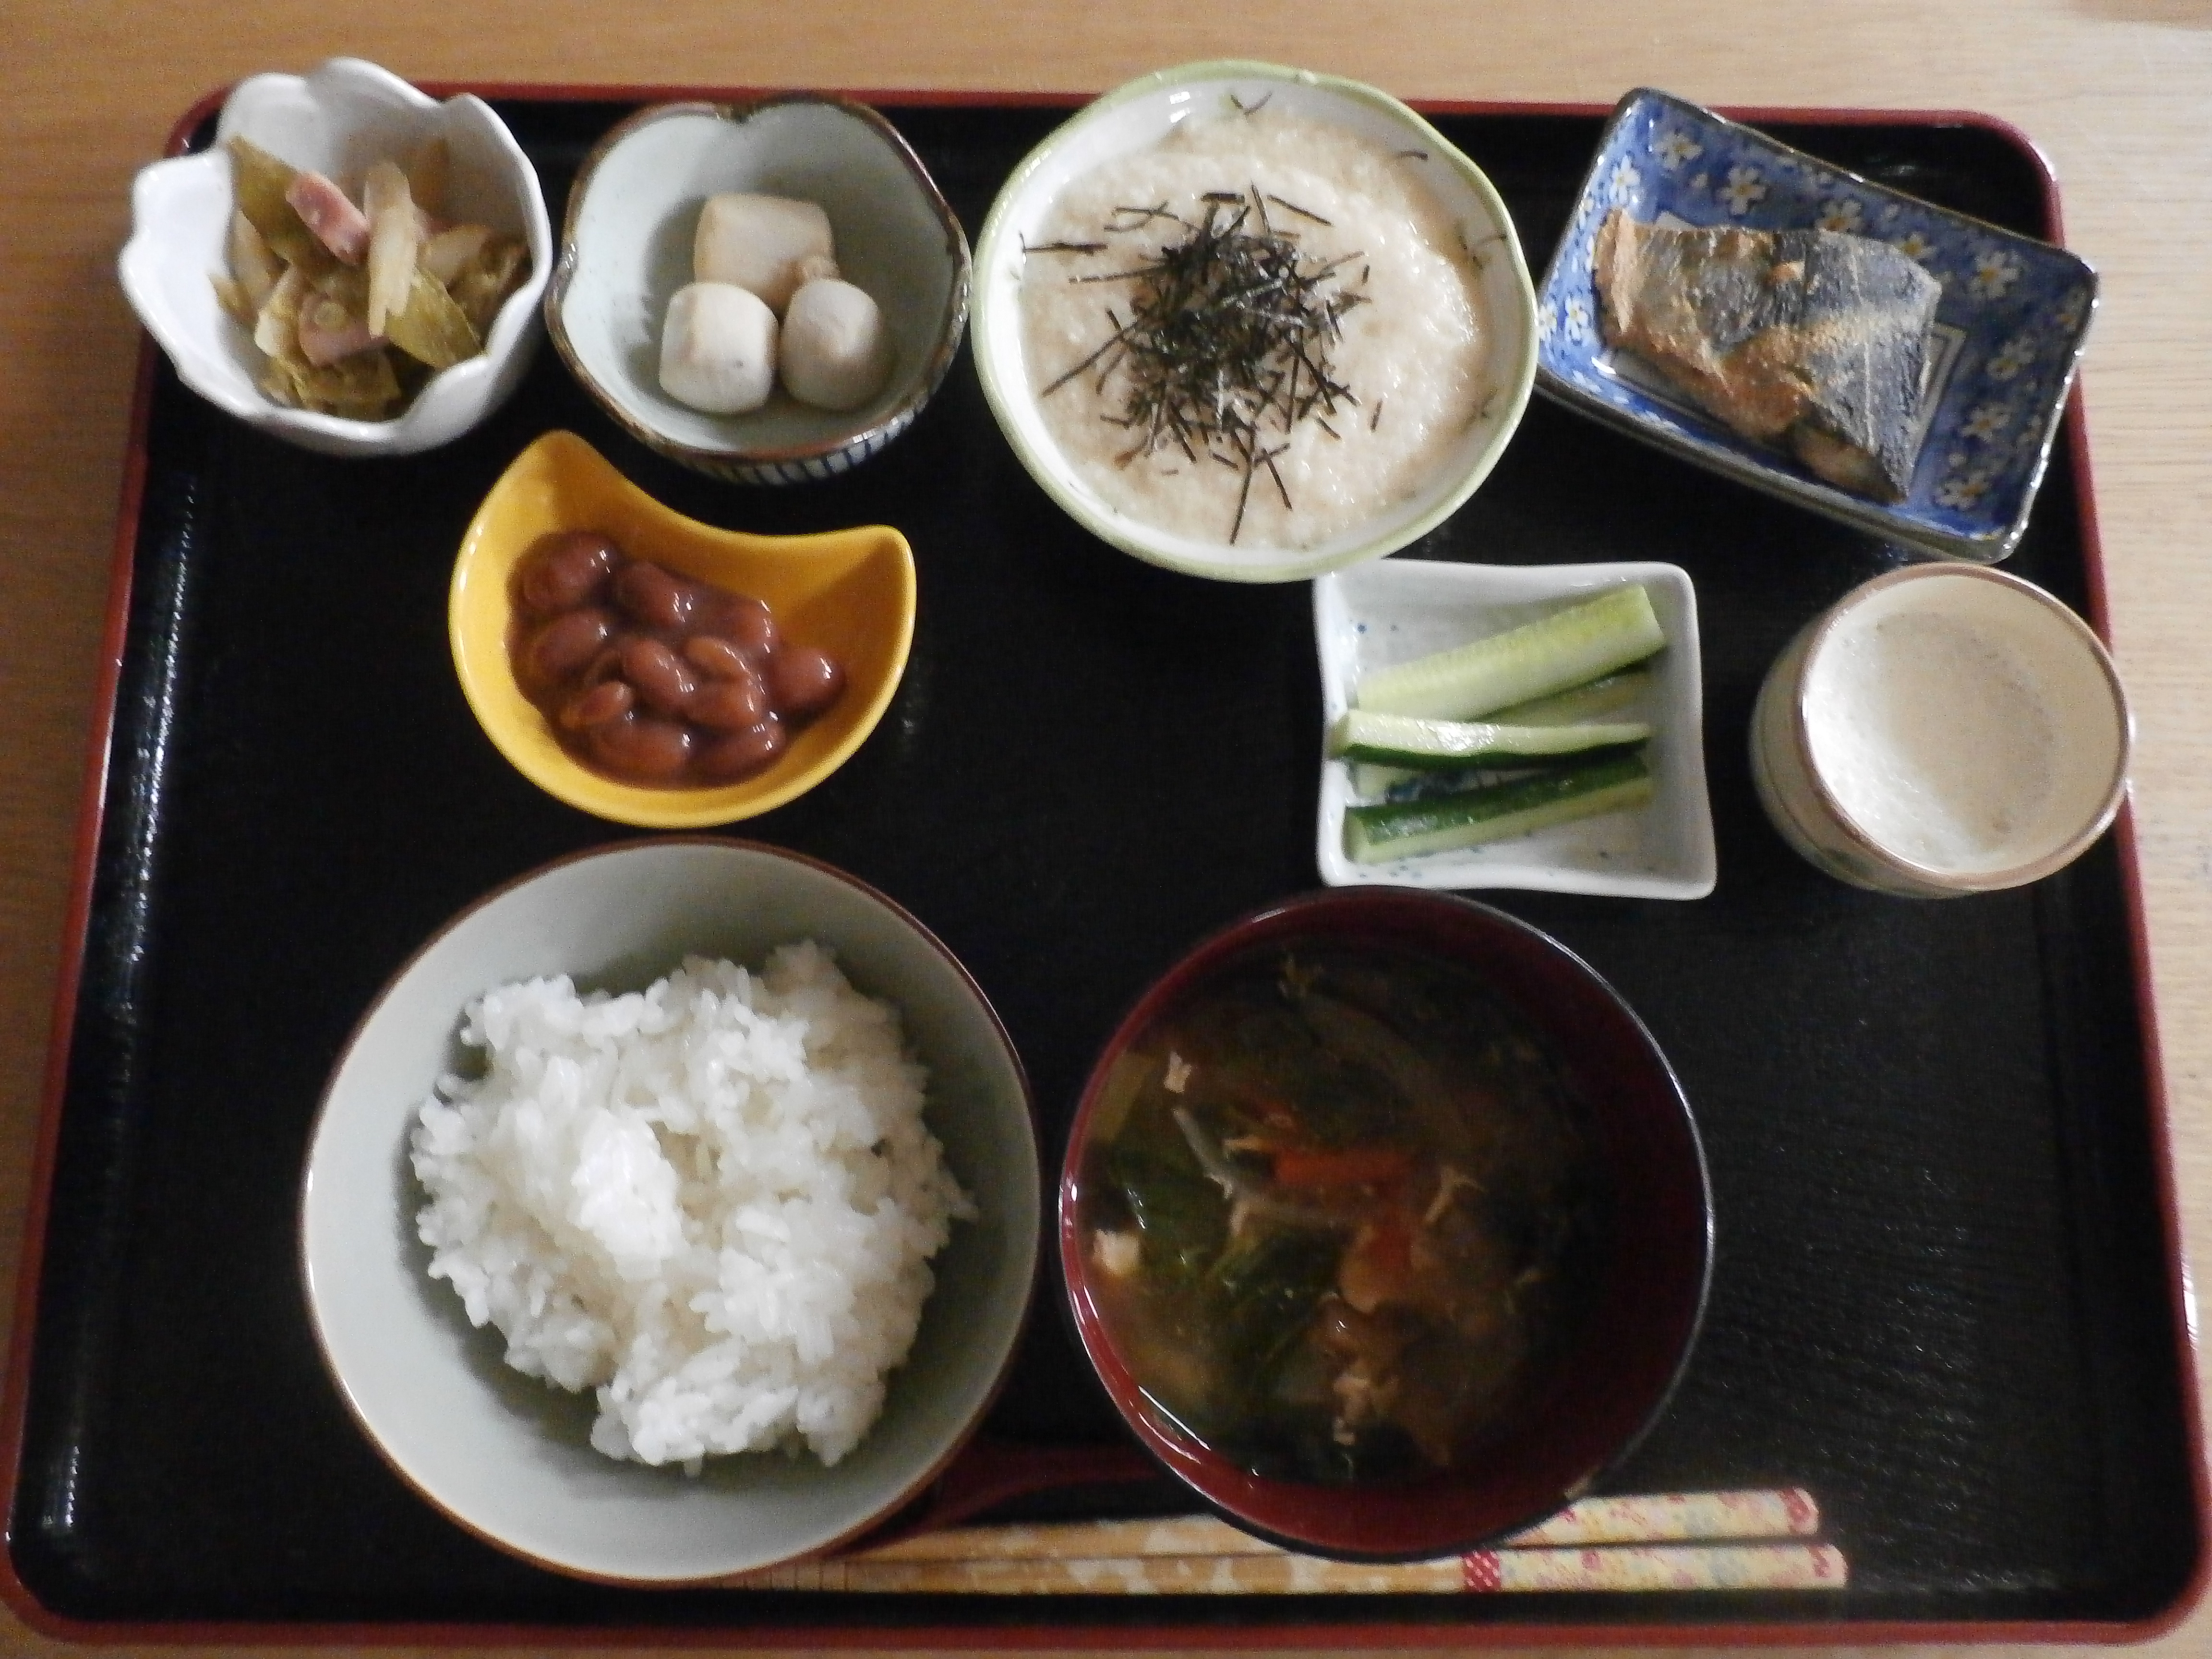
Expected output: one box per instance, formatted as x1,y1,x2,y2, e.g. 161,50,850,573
559,678,635,731
613,562,698,632
695,717,787,783
517,531,624,617
689,672,771,732
682,635,752,680
578,645,626,689
712,594,779,660
619,636,698,719
768,646,845,718
588,714,695,781
525,607,615,685
510,534,844,789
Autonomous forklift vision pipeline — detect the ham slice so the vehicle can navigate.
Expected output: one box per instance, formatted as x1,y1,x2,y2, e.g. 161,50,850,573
296,296,379,367
284,170,372,264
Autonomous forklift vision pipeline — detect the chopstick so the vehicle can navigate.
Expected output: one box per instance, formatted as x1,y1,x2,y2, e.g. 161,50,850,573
863,1487,1821,1560
734,1544,1847,1595
728,1488,1849,1595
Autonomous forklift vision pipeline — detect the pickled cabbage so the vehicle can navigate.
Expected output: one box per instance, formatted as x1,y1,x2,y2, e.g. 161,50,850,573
209,136,529,420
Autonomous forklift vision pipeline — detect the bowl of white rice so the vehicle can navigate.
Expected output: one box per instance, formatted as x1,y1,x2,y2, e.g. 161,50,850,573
299,838,1038,1584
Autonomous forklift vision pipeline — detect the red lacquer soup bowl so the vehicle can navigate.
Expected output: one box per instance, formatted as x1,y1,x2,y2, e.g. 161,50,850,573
1058,887,1712,1561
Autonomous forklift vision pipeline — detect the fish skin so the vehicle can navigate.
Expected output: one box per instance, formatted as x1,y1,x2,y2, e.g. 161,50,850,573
1592,210,1941,502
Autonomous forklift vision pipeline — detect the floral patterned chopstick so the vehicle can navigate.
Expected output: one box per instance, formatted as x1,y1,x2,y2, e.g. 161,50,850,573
730,1488,1848,1595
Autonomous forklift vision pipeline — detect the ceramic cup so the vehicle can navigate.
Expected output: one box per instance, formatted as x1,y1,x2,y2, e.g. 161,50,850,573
1750,564,2131,897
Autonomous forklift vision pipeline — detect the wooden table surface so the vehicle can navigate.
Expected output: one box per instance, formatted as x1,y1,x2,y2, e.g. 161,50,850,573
4,2,2210,1654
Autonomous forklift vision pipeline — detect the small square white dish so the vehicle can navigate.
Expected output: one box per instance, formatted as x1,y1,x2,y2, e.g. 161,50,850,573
1314,558,1716,899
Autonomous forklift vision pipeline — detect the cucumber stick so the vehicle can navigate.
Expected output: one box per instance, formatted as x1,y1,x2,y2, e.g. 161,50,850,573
1351,760,1425,798
1356,586,1666,720
1487,666,1651,726
1344,751,1654,862
1330,709,1652,770
1348,669,1656,794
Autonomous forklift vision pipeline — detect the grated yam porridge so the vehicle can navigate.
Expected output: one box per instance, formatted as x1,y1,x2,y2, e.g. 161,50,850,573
1018,108,1491,549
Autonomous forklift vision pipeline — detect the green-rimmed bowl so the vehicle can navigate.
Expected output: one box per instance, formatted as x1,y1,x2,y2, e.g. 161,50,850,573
970,60,1538,584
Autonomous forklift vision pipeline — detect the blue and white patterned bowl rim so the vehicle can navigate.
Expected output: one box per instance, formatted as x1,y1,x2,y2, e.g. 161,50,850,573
1534,88,2096,562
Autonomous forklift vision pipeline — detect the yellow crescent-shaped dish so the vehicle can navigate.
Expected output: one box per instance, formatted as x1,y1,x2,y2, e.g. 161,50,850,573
451,430,916,827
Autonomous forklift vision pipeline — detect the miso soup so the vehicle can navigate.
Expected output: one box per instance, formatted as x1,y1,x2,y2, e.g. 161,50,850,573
1080,942,1605,1485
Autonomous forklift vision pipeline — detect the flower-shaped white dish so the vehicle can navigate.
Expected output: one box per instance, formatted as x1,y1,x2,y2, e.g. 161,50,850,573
300,838,1039,1584
546,97,971,486
118,57,553,458
971,60,1538,583
1315,559,1716,898
1536,88,2096,563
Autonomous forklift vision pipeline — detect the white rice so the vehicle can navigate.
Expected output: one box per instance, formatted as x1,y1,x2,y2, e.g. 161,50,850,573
409,944,974,1469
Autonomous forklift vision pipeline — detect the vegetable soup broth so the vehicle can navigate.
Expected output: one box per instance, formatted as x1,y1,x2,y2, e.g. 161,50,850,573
1082,942,1606,1485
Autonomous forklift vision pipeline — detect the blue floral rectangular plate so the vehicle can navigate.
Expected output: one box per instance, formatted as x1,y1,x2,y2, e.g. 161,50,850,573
1535,88,2096,562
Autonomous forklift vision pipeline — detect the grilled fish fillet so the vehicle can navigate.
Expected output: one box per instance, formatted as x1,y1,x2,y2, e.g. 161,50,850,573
1592,209,1941,501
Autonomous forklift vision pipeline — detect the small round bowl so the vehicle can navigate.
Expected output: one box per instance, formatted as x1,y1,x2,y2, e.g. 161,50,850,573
972,60,1539,583
1750,563,2133,897
450,429,916,827
1059,887,1710,1560
118,57,552,458
546,96,971,485
300,837,1039,1584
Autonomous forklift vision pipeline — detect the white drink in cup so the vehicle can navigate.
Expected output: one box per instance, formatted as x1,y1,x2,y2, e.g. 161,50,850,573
1750,565,2131,897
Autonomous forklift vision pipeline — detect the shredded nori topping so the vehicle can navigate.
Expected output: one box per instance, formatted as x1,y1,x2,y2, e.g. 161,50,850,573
1037,184,1369,542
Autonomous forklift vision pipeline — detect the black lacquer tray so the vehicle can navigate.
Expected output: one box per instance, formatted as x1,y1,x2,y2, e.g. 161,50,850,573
4,90,2202,1644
